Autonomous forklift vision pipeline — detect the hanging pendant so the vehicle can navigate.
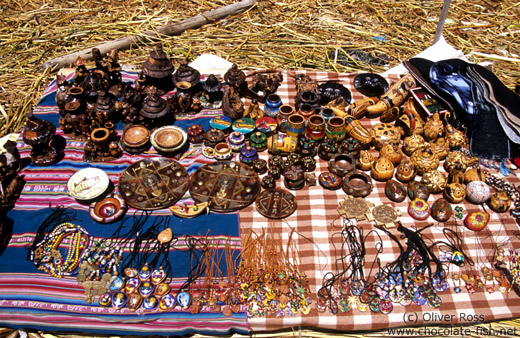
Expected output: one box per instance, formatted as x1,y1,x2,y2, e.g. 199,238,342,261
176,291,192,309
111,291,128,309
124,277,140,294
127,293,143,311
109,276,125,292
139,281,155,298
98,292,112,307
151,266,166,284
142,295,159,311
138,263,152,281
451,251,464,266
159,294,176,311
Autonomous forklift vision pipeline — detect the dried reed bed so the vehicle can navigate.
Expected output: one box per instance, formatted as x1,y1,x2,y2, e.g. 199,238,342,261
1,0,519,136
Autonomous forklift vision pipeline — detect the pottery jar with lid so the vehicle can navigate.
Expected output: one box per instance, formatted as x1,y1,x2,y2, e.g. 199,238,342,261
249,131,267,152
264,94,282,118
325,116,347,142
122,125,151,154
239,146,258,166
252,158,268,174
204,128,225,147
283,164,305,190
228,131,246,152
306,115,326,141
187,124,204,144
286,114,306,138
277,104,295,133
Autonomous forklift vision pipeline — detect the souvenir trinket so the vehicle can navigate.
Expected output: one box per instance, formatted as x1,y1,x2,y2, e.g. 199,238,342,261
325,116,347,142
255,188,297,219
338,195,373,221
189,161,261,212
340,137,361,158
431,137,449,160
371,156,394,181
385,179,407,202
420,170,447,194
264,94,282,118
464,168,486,184
122,125,151,154
286,114,306,138
187,124,204,144
396,160,416,183
296,134,317,157
403,134,426,156
267,133,297,155
139,281,155,297
261,175,276,190
214,142,233,160
176,291,192,310
465,180,491,204
227,132,246,152
328,154,356,177
370,123,400,150
464,211,490,231
239,146,258,165
118,158,189,210
407,181,430,201
353,73,389,97
357,150,374,171
169,202,209,218
249,131,267,151
367,203,401,228
202,146,215,159
443,150,478,173
431,198,452,222
83,127,122,162
319,107,335,123
209,115,232,134
99,293,112,307
298,103,315,120
488,191,511,213
256,116,278,136
89,194,126,224
252,158,268,174
112,291,128,309
173,59,201,89
143,295,159,311
408,198,431,220
138,263,152,281
287,153,302,165
305,172,317,186
232,117,256,136
138,86,172,129
204,128,225,147
318,172,342,190
109,277,125,292
342,172,373,197
151,267,166,285
141,43,174,92
444,183,466,203
154,283,170,297
124,268,138,278
127,293,143,311
125,277,140,293
318,81,351,105
0,140,24,211
306,115,326,141
23,113,63,166
276,104,295,132
301,156,316,172
283,164,305,190
201,74,223,108
67,168,110,201
296,90,320,111
379,143,402,166
317,138,338,161
150,126,188,155
366,74,415,116
410,146,439,175
159,294,176,311
423,112,444,141
157,228,173,244
268,165,282,179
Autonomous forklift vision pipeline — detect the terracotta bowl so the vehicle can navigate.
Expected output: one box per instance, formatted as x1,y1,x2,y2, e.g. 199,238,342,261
122,125,151,153
89,195,126,224
151,126,188,153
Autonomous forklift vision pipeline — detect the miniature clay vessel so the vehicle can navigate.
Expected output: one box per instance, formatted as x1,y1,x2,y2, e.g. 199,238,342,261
267,133,297,155
264,94,283,118
431,198,452,222
423,112,444,141
23,112,62,166
222,86,245,120
150,126,188,155
370,123,401,150
232,117,256,135
239,146,258,165
224,63,247,90
298,103,315,120
420,170,447,194
202,74,223,108
296,134,317,157
395,160,416,183
325,116,347,142
277,104,294,133
306,114,326,141
371,156,394,181
403,134,426,156
379,143,402,166
213,142,233,161
187,124,204,144
328,153,356,177
249,131,267,152
141,43,174,92
204,128,225,147
342,172,373,197
252,158,268,174
488,191,511,213
431,137,449,161
284,164,305,190
84,127,122,162
227,132,246,152
408,198,431,220
410,146,439,175
465,180,491,204
443,182,466,203
357,150,374,171
0,140,24,211
319,107,335,123
385,179,407,202
317,138,338,161
172,60,201,89
174,81,193,114
256,116,278,136
286,114,306,138
261,175,276,190
122,125,151,154
301,156,316,172
139,87,171,129
340,137,361,158
295,90,320,111
407,181,430,201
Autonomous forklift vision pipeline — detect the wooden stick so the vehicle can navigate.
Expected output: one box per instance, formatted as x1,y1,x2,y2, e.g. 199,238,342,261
39,0,257,72
433,0,452,44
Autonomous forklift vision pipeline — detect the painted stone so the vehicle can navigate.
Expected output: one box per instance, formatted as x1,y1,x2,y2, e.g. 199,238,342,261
385,179,407,202
465,181,491,204
431,198,453,222
408,198,431,220
319,172,343,190
464,211,490,231
407,181,430,201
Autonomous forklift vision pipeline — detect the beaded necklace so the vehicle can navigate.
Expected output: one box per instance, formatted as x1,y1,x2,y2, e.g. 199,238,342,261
31,222,91,278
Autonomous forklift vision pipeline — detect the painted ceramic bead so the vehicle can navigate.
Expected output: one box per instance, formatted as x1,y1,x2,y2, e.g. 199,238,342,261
408,198,431,220
385,179,407,202
357,150,374,171
444,182,466,203
431,198,452,222
464,211,490,231
396,160,416,183
371,156,394,181
488,191,511,213
407,181,430,201
420,170,447,194
465,180,491,204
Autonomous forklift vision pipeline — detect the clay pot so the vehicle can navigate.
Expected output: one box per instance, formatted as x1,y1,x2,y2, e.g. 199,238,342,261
306,115,326,141
277,104,295,133
174,81,193,114
264,94,283,118
371,156,395,181
325,116,347,142
286,114,306,138
298,103,315,120
122,125,151,154
328,154,356,177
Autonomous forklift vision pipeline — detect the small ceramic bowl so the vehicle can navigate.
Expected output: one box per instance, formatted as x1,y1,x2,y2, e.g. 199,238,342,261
214,142,233,160
122,125,151,154
151,126,188,154
89,194,126,224
67,168,110,202
328,153,356,177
